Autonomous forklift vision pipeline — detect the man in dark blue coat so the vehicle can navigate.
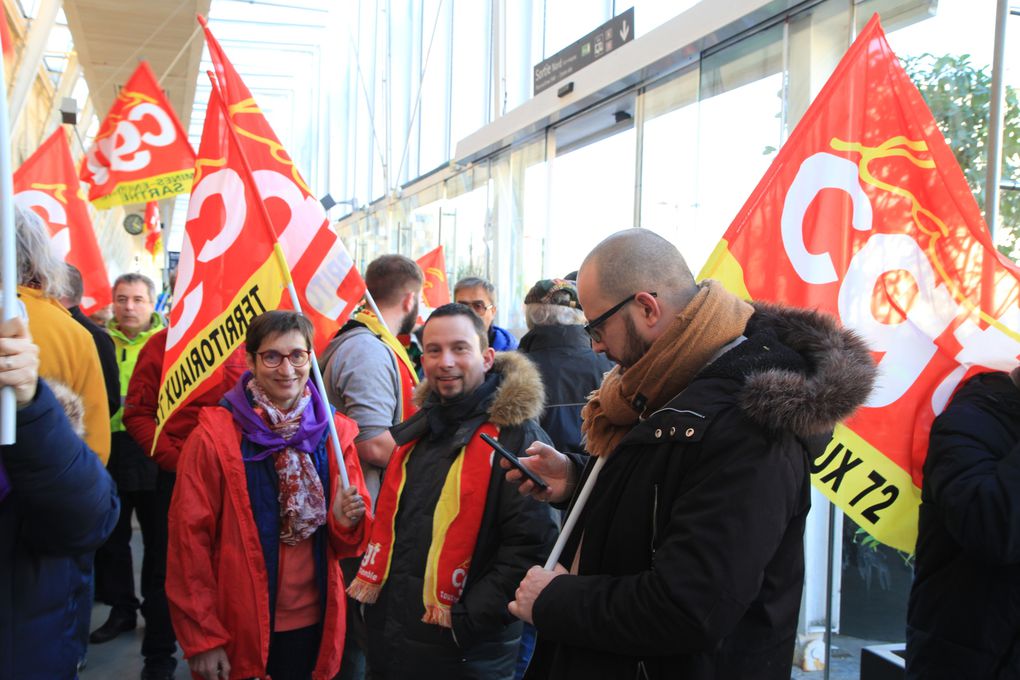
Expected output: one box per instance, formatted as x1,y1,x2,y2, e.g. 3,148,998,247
454,277,519,351
906,368,1020,679
0,316,120,679
518,278,612,455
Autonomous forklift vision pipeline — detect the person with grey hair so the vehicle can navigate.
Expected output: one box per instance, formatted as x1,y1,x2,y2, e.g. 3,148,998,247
59,263,120,672
513,277,613,678
61,264,120,418
15,203,68,299
14,204,110,462
519,278,613,456
14,204,112,673
455,276,519,351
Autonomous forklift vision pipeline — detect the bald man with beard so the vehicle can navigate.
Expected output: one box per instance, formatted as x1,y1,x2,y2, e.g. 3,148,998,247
504,229,877,680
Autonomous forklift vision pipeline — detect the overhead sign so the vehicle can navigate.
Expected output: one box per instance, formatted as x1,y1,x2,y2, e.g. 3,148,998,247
533,8,634,95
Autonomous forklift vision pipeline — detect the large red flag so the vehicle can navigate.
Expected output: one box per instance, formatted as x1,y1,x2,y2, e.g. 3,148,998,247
14,129,111,314
698,15,1020,552
154,83,289,441
199,16,365,351
1,10,15,62
417,246,451,309
143,201,162,259
80,61,196,209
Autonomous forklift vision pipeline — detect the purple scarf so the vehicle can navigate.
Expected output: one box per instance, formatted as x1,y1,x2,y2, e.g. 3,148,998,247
223,372,331,461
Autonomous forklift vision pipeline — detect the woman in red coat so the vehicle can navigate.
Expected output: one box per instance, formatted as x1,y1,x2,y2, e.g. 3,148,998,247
167,311,372,680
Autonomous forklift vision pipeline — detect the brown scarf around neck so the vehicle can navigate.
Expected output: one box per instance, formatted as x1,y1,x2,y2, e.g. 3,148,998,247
580,280,754,457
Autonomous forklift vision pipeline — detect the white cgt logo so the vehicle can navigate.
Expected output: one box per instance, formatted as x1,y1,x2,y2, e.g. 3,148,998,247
782,151,1020,414
84,102,177,185
14,190,70,260
167,167,359,350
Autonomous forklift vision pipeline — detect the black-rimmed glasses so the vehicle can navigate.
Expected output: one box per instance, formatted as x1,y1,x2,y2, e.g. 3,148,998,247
257,349,311,368
583,292,657,344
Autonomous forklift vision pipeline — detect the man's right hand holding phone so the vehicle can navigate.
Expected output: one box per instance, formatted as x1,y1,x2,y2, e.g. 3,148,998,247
500,441,577,503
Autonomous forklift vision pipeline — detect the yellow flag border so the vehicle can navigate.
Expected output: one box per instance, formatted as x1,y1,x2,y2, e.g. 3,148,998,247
90,168,195,209
699,240,921,553
150,256,284,453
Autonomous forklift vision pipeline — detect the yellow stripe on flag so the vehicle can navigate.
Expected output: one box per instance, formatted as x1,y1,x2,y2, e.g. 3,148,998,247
272,243,294,286
811,423,921,553
91,169,195,209
699,241,921,552
697,239,752,300
150,255,284,451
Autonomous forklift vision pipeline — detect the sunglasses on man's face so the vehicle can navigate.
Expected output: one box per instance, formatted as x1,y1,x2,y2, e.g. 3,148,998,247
583,292,657,344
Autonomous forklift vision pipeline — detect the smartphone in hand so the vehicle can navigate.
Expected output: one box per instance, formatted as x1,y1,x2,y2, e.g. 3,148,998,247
480,433,549,490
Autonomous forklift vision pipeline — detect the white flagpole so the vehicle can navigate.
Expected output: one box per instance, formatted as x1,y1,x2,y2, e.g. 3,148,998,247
286,282,351,489
984,0,1009,237
206,72,354,487
1,53,19,444
543,455,607,570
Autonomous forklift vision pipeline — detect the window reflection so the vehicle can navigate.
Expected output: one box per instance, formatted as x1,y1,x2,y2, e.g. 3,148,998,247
695,25,784,273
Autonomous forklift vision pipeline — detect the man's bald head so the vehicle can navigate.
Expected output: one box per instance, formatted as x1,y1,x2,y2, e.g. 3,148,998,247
579,229,698,312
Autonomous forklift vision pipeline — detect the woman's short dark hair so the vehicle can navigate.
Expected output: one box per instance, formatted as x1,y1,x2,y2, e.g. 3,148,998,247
424,303,489,349
245,310,314,355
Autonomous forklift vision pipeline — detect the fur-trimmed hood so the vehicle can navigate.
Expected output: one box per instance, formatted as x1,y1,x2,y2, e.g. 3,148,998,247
414,351,546,427
734,302,876,438
48,379,86,438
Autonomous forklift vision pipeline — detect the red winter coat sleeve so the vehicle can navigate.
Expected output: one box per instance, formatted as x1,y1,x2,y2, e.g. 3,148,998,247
166,415,234,658
124,329,248,471
327,412,374,558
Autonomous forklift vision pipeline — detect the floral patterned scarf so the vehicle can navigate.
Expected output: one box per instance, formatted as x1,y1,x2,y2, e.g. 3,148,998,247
247,379,327,545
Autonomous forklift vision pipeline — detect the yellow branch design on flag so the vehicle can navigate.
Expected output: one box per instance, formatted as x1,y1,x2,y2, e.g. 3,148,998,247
226,98,314,195
94,90,160,141
30,182,68,203
193,157,227,186
831,136,1020,344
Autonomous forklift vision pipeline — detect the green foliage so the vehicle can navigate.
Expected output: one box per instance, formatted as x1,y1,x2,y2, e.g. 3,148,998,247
854,527,914,567
902,53,1020,259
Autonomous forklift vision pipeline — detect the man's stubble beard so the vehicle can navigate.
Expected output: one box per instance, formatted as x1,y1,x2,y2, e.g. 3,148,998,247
617,313,653,371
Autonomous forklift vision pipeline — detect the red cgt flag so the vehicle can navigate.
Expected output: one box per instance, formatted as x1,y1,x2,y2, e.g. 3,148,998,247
81,61,196,209
698,15,1020,552
14,129,111,315
199,15,365,352
143,201,162,259
417,245,451,309
154,81,289,444
1,10,15,62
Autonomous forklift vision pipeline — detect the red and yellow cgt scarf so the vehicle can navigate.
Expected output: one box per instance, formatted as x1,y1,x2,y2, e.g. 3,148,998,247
354,308,419,420
348,422,498,628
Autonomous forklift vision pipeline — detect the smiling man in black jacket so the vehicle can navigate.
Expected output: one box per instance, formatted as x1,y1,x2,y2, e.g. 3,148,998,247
505,229,876,680
349,303,557,679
